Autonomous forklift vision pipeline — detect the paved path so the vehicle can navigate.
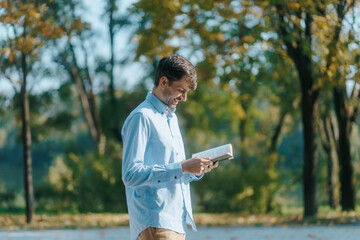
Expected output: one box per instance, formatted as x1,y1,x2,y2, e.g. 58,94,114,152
1,225,360,240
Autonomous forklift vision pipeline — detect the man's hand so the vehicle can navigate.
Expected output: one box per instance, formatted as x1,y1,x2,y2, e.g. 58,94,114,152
181,157,219,175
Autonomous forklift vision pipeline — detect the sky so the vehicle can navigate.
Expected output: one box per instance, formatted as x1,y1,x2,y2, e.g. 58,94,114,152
0,0,144,98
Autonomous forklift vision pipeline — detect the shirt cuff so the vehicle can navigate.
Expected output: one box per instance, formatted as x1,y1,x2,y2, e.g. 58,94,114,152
165,162,183,180
182,173,203,183
193,173,204,181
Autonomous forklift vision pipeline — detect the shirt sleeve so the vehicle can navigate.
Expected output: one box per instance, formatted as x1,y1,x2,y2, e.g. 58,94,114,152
121,113,184,187
183,173,203,183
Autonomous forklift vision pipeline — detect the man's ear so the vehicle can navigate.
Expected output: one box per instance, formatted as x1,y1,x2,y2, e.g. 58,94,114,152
159,76,168,88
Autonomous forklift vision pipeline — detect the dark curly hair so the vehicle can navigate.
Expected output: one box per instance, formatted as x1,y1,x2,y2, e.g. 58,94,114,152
154,55,197,90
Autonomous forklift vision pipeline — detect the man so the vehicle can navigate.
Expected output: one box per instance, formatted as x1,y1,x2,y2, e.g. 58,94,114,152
122,55,218,240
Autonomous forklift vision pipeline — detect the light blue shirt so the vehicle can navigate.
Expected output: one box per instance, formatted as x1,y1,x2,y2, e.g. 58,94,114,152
122,92,201,240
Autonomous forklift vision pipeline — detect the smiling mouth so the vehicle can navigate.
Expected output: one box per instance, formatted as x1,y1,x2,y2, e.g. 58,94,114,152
170,97,182,106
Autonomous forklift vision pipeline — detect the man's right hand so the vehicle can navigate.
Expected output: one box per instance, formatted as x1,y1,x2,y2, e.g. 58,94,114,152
181,157,212,175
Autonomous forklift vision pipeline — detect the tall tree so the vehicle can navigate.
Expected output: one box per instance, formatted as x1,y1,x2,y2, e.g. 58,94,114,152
317,0,359,210
0,0,63,223
319,88,340,209
49,0,104,148
107,0,117,102
103,0,131,141
272,2,321,218
259,1,354,217
319,107,339,209
59,42,103,146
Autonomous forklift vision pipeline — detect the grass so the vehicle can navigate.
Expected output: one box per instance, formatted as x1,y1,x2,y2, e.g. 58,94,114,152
194,211,360,227
1,207,360,230
0,213,129,230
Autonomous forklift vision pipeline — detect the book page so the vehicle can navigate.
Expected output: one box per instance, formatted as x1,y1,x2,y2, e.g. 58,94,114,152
192,144,233,161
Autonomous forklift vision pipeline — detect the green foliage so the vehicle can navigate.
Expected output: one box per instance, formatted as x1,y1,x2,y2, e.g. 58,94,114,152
7,85,83,144
100,83,148,140
36,140,127,213
178,80,243,154
193,159,282,214
0,0,64,62
0,182,17,212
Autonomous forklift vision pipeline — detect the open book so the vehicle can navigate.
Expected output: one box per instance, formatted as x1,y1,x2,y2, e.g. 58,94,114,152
192,143,233,163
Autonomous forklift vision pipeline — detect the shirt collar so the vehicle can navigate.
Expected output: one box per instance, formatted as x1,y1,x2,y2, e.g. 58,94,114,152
146,92,176,117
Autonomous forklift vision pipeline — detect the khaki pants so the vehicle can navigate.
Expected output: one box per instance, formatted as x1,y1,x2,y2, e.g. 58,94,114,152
138,227,186,240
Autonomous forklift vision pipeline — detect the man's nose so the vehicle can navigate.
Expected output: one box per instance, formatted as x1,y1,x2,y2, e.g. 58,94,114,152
182,92,187,101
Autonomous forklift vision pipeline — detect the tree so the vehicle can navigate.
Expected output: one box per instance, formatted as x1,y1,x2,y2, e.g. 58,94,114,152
312,0,359,210
318,99,339,209
270,2,321,217
107,0,117,102
46,0,104,148
261,0,358,216
103,0,131,141
0,0,63,222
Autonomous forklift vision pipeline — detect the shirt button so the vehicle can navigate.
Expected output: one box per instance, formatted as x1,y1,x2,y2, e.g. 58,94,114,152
158,180,161,183
174,176,177,179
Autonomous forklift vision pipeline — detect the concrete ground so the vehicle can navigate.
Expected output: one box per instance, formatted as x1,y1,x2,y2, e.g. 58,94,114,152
1,225,360,240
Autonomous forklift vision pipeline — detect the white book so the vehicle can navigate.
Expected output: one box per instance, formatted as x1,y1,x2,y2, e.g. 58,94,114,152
192,143,233,162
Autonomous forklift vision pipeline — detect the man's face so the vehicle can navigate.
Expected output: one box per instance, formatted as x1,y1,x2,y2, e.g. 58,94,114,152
162,76,192,109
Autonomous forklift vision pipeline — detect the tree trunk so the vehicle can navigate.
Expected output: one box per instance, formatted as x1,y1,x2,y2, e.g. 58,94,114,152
290,47,319,217
319,116,339,209
276,9,319,217
333,86,355,210
60,51,100,144
107,0,122,142
67,0,102,139
71,65,100,144
301,79,319,218
80,42,103,140
21,53,34,223
269,111,287,154
88,91,103,140
266,111,287,213
239,116,248,169
61,41,103,145
286,44,319,217
109,0,115,102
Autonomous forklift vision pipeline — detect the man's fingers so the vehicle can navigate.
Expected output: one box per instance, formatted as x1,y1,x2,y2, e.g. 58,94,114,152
204,161,219,173
200,158,211,165
182,157,217,175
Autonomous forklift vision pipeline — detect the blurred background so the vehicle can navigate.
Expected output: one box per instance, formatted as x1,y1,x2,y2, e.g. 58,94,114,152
0,0,360,224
